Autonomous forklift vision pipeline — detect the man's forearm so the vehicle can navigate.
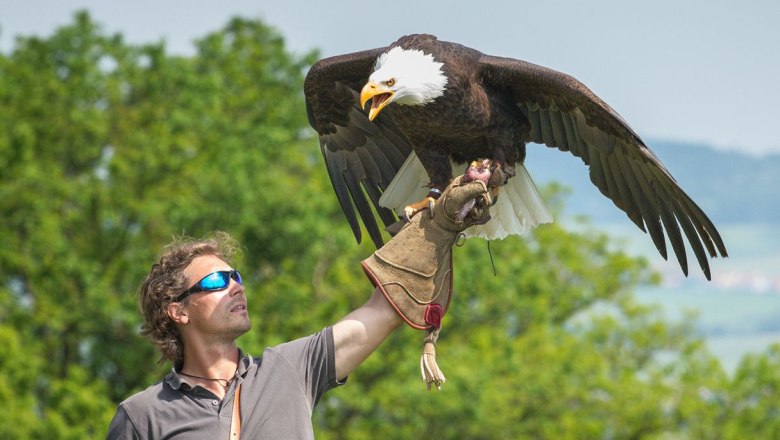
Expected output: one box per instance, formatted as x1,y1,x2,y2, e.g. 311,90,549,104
332,288,403,380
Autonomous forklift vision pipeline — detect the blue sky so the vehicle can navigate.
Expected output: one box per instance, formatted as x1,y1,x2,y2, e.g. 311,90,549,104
2,0,778,156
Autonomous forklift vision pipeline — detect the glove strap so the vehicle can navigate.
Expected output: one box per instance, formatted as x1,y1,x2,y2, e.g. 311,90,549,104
420,327,446,390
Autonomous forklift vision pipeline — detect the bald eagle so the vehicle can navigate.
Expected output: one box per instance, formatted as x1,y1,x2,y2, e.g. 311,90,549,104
304,34,727,279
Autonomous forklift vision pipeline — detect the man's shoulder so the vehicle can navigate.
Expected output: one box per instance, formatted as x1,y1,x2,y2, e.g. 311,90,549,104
256,328,339,384
265,327,332,355
118,378,170,412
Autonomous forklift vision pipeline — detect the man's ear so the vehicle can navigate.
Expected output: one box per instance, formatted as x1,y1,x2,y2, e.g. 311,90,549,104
167,302,189,325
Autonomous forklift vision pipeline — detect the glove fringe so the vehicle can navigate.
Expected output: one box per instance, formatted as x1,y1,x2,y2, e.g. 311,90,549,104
420,327,446,390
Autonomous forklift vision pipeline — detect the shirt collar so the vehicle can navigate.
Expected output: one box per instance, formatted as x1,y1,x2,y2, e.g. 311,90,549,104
236,348,252,377
165,348,253,391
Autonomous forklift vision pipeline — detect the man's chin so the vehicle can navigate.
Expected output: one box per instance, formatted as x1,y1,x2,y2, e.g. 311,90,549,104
227,318,251,339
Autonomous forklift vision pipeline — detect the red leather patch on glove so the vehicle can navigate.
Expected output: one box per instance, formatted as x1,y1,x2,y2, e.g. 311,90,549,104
424,304,443,329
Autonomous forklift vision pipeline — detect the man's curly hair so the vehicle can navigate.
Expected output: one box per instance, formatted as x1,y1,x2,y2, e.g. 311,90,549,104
138,231,240,366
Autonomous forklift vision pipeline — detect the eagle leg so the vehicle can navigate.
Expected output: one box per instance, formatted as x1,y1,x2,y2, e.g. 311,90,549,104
402,148,453,222
402,192,440,222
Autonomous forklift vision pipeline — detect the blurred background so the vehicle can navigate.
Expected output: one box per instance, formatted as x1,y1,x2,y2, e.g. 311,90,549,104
1,1,778,438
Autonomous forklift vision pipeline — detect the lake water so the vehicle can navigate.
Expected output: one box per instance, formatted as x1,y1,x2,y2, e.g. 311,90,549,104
608,222,780,374
636,284,780,373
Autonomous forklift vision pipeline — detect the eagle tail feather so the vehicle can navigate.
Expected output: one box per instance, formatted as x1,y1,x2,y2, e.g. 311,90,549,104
380,153,553,240
465,164,553,240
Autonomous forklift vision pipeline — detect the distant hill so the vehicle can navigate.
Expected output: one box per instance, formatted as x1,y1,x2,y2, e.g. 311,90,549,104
524,139,780,225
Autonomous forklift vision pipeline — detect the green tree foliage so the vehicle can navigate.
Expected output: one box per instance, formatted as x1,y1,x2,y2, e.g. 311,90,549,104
0,11,337,438
1,11,778,439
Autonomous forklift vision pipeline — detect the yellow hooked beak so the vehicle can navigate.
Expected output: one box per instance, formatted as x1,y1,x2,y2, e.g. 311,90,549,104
360,81,395,121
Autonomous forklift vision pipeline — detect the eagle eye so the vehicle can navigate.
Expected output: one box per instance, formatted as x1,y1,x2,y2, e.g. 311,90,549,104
386,78,396,87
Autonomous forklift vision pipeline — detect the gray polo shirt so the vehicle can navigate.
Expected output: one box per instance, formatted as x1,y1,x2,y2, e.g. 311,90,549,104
107,327,343,439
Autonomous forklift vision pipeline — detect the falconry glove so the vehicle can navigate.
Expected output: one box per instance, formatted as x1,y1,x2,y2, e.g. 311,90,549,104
361,175,492,389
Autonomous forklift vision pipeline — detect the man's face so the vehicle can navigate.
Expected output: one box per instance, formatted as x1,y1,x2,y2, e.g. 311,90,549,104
179,255,251,340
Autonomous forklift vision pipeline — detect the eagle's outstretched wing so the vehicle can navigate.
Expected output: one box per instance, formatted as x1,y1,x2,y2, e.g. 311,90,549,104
304,48,414,247
478,54,728,279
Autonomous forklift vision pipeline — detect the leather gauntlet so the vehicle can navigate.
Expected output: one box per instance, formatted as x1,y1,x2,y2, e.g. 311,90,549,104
361,176,491,388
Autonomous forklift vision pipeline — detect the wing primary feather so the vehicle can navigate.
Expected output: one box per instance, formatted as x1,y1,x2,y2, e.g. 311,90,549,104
674,199,712,280
602,154,628,213
587,150,610,199
666,192,712,280
370,134,409,178
603,153,663,249
353,147,398,227
375,122,413,167
651,179,690,276
364,183,397,226
598,152,622,210
650,167,727,259
343,147,386,246
633,159,695,274
344,170,385,248
624,156,668,259
322,146,363,243
613,150,654,236
663,208,689,277
362,138,396,186
670,183,727,258
355,144,383,185
609,150,646,230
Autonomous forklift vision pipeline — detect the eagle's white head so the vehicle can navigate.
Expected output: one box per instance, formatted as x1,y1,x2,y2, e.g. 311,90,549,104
360,46,448,121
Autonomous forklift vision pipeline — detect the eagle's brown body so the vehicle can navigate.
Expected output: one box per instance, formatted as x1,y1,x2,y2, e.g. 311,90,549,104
304,34,728,280
304,35,533,185
380,35,527,188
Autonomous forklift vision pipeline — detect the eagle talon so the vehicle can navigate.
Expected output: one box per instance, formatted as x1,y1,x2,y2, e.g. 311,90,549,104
488,164,509,187
489,186,500,205
403,196,437,221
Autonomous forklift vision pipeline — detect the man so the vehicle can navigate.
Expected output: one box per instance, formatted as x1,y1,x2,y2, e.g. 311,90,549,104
107,176,491,439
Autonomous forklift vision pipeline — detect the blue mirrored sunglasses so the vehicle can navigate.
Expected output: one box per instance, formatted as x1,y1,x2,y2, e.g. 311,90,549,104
175,269,242,302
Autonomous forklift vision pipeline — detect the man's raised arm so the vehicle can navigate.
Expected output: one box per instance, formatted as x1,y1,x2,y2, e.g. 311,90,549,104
333,287,402,381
